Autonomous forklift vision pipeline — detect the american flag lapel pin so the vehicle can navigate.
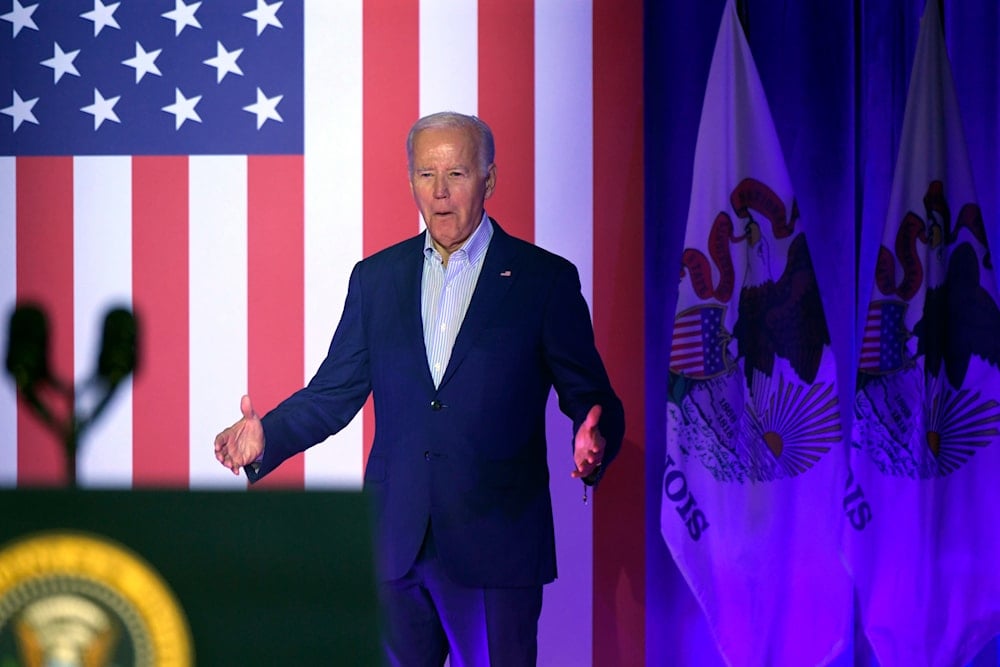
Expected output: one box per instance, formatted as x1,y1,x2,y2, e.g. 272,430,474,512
500,270,511,277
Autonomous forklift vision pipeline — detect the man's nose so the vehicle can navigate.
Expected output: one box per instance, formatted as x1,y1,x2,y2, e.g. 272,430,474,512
433,176,448,198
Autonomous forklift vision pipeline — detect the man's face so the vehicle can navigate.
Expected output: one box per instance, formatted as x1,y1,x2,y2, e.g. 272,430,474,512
409,126,496,258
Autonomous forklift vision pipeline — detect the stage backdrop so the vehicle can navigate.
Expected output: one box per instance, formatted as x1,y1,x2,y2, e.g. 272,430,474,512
6,0,1000,665
647,1,1000,666
0,1,645,666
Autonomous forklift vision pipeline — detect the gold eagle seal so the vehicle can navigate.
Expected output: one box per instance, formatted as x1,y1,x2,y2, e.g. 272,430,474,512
0,532,192,667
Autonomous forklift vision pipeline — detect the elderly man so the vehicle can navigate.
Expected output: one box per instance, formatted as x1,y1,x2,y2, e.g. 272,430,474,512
214,111,624,666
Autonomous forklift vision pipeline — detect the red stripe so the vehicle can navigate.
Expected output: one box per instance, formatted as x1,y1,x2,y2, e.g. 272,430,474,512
132,156,190,486
248,155,305,489
478,0,535,244
362,0,420,467
593,0,646,664
15,157,74,487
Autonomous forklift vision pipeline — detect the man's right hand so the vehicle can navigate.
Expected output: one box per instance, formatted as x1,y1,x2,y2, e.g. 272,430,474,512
214,395,265,476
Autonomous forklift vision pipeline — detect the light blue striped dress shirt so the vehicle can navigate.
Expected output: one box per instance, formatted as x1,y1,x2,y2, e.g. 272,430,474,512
422,214,493,387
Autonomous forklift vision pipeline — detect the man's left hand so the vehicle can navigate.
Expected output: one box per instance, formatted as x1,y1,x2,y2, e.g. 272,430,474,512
572,404,605,480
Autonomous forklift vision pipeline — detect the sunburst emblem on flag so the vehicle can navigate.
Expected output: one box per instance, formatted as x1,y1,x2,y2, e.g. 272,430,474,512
668,360,839,484
925,382,1000,475
737,368,841,481
858,370,1000,479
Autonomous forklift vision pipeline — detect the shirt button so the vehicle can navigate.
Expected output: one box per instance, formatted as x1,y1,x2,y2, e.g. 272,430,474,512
424,450,431,461
430,400,443,411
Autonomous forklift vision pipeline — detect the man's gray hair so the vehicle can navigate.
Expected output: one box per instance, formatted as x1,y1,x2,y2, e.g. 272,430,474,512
406,111,495,175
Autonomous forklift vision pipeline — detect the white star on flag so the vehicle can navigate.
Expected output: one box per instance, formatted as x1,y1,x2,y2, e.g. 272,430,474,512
243,87,283,129
243,0,283,36
162,0,202,37
204,42,244,83
162,88,202,129
1,0,38,37
80,89,122,130
80,0,121,37
41,42,82,84
122,42,163,83
1,90,39,131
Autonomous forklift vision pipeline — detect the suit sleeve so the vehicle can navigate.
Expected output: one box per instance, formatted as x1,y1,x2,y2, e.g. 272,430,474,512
541,260,625,484
247,262,373,482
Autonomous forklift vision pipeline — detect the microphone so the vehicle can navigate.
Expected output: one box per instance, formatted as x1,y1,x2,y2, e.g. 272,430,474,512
98,307,138,388
4,304,139,488
85,307,139,431
6,304,51,392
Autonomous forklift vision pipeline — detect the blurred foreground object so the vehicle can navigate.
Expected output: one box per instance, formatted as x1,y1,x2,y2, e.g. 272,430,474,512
5,304,138,487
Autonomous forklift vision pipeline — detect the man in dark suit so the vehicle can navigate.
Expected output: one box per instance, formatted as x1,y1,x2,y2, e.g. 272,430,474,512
214,111,624,666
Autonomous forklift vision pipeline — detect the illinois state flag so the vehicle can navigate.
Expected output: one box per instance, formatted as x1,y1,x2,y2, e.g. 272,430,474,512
850,0,1000,663
661,1,851,664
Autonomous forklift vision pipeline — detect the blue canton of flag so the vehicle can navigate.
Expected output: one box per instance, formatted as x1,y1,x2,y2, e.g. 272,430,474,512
1,0,302,156
859,299,907,373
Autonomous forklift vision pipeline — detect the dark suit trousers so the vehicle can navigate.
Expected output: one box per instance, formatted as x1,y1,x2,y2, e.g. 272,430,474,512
377,524,543,667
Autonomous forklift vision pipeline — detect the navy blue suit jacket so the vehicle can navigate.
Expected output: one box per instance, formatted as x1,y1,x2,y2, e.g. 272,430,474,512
249,219,624,588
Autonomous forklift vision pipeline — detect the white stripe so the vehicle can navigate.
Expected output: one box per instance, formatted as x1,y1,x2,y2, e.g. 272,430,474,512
74,156,134,487
419,0,478,118
535,3,594,304
303,0,365,489
189,156,249,489
419,0,479,233
0,157,16,487
534,4,594,666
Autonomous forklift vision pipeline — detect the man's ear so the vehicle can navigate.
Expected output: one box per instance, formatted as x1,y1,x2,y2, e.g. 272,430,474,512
484,163,497,199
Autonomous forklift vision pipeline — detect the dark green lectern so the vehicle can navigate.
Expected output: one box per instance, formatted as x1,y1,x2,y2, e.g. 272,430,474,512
0,490,381,666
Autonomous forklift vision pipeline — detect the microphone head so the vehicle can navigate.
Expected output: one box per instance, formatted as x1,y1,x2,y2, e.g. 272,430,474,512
6,305,51,391
97,308,138,386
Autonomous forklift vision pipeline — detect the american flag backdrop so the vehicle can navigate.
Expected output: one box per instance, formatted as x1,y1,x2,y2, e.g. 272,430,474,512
0,1,646,664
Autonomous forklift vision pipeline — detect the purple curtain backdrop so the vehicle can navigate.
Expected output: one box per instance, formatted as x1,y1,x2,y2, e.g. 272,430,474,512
645,1,1000,665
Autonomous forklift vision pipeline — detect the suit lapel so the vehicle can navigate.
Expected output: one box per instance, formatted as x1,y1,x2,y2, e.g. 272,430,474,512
392,234,435,387
439,219,519,389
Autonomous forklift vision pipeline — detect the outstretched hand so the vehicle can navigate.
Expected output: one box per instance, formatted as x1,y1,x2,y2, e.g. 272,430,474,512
571,404,605,480
213,394,265,476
